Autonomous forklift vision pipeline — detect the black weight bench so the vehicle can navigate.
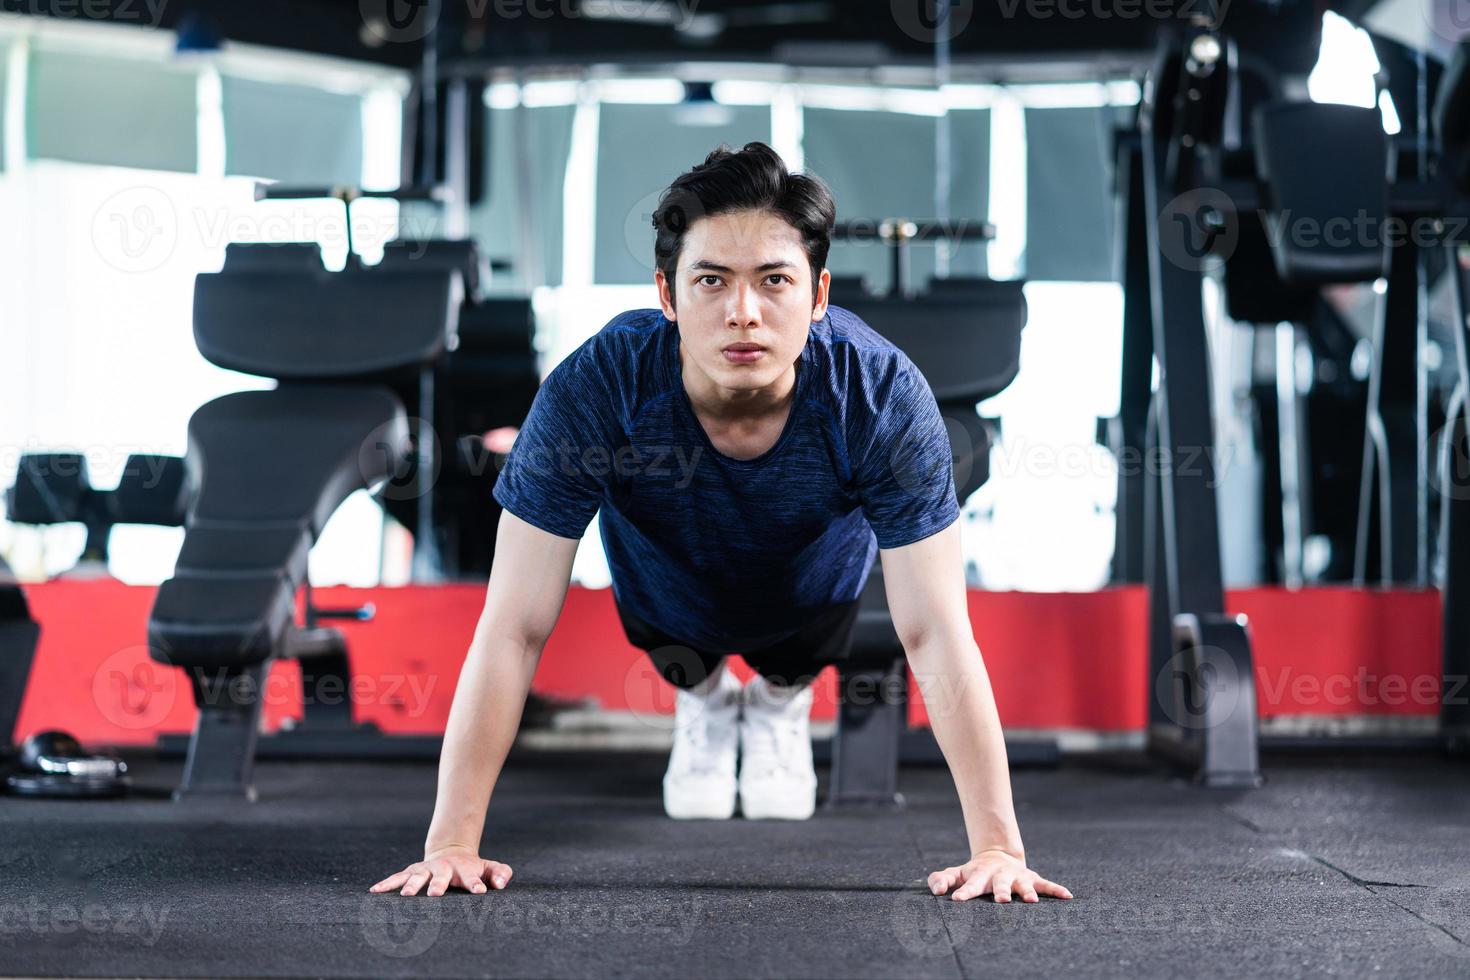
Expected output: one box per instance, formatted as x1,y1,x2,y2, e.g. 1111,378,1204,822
147,241,466,801
829,279,1034,805
0,558,40,768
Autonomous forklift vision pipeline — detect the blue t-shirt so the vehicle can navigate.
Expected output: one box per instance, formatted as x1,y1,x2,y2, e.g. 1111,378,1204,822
491,305,960,653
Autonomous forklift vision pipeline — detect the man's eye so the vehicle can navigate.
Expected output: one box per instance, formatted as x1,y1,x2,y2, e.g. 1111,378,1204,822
698,275,721,287
766,274,789,286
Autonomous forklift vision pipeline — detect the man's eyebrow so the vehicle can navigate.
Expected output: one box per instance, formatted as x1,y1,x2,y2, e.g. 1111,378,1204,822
687,259,797,274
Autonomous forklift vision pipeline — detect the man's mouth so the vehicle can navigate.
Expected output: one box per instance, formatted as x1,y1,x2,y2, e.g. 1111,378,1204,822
722,343,765,363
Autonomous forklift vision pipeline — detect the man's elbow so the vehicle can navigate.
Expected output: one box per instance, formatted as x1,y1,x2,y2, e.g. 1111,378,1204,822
901,622,980,668
474,606,554,661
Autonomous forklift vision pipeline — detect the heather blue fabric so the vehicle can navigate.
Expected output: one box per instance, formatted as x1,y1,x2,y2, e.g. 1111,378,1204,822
491,305,960,653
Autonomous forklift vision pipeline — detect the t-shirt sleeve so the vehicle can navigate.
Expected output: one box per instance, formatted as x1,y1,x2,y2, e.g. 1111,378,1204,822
491,348,622,540
850,360,961,549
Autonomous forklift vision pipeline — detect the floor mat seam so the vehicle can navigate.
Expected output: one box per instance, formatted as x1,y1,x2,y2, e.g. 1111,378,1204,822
897,809,969,980
1222,805,1467,949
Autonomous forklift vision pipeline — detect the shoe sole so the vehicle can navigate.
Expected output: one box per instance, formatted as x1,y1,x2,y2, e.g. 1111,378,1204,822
664,782,737,820
738,784,817,820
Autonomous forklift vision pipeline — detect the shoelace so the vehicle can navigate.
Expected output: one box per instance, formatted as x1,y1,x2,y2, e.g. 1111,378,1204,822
743,718,805,777
677,697,733,774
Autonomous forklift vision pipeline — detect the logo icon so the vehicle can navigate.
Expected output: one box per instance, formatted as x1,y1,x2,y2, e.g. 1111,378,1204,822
360,418,441,502
891,0,975,43
91,187,178,274
1157,187,1238,271
359,0,439,44
358,894,443,958
93,646,178,731
1153,642,1244,732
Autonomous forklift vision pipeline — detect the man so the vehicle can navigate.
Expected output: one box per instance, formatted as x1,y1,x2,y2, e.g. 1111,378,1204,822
371,142,1072,905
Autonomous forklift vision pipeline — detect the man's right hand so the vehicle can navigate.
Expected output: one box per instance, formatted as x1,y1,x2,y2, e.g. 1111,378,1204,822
369,847,513,897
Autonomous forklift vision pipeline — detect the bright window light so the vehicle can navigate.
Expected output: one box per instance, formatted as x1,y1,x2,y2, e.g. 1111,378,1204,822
798,84,943,117
521,79,582,107
593,78,684,104
1308,12,1382,112
1378,89,1402,136
711,79,781,105
486,82,520,109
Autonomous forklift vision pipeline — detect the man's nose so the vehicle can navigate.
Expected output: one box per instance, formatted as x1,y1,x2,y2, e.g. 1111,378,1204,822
728,282,761,325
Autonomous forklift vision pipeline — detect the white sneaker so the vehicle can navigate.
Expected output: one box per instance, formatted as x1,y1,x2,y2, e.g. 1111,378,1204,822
663,662,741,820
738,675,817,820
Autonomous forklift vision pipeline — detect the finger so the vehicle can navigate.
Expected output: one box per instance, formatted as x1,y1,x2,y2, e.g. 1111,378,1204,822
486,861,514,890
950,865,994,902
456,863,488,895
991,873,1015,904
370,871,410,894
1033,877,1074,900
927,868,961,896
426,864,453,897
399,869,431,897
1015,875,1040,904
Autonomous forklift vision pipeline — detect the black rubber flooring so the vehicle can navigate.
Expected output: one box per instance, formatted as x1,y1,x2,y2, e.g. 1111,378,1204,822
1,749,1468,978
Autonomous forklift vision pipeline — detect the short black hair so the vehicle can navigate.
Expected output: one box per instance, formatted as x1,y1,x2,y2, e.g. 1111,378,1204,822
652,142,835,308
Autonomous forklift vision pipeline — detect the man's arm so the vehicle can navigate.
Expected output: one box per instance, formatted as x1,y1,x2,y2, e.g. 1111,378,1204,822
369,509,579,897
881,520,1073,904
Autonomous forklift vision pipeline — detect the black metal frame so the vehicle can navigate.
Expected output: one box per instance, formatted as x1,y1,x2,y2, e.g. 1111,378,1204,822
167,584,378,801
1130,31,1262,788
822,226,1055,806
0,576,40,762
1441,242,1470,752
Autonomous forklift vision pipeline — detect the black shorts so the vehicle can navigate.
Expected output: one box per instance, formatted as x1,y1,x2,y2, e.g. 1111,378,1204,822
614,599,862,690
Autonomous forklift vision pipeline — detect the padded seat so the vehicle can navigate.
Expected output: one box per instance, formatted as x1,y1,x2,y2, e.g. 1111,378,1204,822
149,386,408,669
1253,102,1390,284
185,386,406,533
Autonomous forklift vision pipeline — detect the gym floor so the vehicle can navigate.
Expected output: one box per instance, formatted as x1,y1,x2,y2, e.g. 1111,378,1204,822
2,749,1467,978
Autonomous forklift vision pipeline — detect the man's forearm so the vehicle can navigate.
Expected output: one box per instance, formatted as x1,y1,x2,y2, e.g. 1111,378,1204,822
423,618,542,857
907,635,1025,859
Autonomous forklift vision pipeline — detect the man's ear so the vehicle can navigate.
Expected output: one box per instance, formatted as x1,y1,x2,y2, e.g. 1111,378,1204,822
811,267,832,322
655,269,677,321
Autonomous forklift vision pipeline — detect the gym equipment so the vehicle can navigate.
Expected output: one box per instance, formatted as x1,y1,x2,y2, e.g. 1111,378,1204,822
820,221,1049,805
1240,32,1470,754
146,232,468,801
1433,40,1470,752
1107,27,1470,768
0,562,125,798
5,452,187,567
370,240,540,579
1122,29,1262,787
0,557,40,777
4,730,129,799
249,188,539,581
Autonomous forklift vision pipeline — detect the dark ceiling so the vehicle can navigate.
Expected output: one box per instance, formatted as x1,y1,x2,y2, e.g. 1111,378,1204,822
1,0,1341,76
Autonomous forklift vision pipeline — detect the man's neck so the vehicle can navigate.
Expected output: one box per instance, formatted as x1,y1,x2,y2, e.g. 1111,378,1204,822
679,345,798,424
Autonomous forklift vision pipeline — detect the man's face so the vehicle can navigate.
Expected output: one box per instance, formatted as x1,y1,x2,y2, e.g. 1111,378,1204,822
657,209,830,395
